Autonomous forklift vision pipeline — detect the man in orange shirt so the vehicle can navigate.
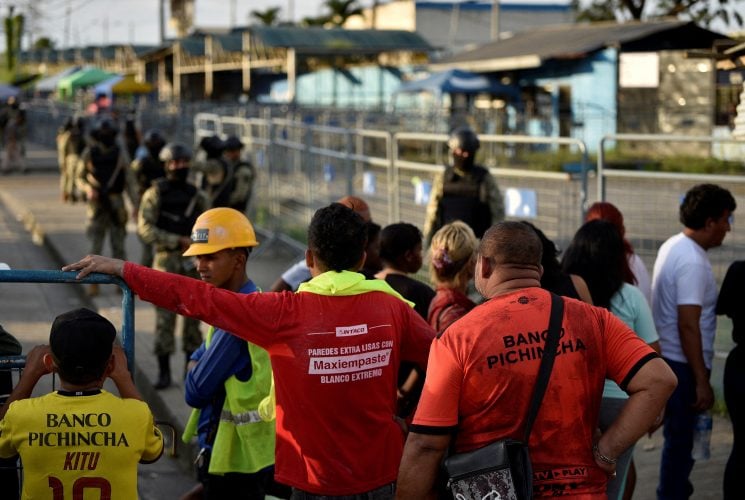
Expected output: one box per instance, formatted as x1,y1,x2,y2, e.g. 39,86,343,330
397,221,677,498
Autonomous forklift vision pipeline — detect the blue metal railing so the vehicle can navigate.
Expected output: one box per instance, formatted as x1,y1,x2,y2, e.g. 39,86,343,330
0,270,136,373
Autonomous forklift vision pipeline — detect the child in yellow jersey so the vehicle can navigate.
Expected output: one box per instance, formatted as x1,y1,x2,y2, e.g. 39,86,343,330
0,308,164,499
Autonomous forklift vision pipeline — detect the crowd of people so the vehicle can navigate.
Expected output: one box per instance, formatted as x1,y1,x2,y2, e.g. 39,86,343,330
0,119,740,500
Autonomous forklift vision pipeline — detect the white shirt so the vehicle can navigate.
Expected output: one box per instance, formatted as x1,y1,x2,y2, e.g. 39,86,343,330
629,252,652,306
281,258,312,291
652,232,718,369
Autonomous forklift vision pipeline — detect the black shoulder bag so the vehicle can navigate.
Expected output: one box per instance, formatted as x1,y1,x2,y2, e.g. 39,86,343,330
442,293,564,500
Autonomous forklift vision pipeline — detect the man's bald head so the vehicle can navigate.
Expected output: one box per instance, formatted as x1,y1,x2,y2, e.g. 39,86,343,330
337,195,371,223
478,221,543,269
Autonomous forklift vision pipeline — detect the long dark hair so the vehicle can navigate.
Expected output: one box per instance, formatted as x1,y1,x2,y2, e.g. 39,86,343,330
562,220,630,309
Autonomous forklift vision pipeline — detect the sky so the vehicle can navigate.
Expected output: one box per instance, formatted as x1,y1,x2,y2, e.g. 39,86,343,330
16,0,739,50
23,0,574,48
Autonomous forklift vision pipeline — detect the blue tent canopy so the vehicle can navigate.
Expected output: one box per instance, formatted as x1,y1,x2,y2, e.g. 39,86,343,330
0,84,20,100
395,69,520,101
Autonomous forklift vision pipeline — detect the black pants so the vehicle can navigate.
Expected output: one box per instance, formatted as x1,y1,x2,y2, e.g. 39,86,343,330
290,482,395,500
197,448,287,500
724,345,745,500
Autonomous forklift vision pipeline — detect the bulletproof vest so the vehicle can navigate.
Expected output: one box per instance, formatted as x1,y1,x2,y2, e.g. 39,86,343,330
439,165,492,238
155,179,199,236
137,155,166,194
211,168,236,209
89,145,124,194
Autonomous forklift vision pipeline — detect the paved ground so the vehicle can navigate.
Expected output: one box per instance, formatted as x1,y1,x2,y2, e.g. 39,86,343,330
0,142,735,499
0,143,302,498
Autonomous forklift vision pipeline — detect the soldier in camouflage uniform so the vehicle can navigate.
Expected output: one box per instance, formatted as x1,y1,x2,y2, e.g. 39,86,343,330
138,142,209,389
56,116,86,203
131,129,167,267
221,135,256,213
423,126,504,243
76,118,139,296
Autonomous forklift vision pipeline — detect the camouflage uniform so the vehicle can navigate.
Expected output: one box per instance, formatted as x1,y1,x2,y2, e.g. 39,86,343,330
57,122,86,203
223,157,256,213
423,165,505,243
138,178,209,356
131,151,166,267
76,140,138,259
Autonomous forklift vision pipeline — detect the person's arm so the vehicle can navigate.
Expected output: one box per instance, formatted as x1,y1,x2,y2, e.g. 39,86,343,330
269,277,292,293
570,274,594,305
0,345,51,420
122,152,140,216
422,172,444,243
677,304,713,412
396,432,451,499
272,259,311,292
595,357,677,473
137,187,182,249
63,258,285,348
184,331,250,408
109,345,142,400
483,172,505,222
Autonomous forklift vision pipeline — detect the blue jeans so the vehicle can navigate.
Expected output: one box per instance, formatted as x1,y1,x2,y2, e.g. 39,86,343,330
657,359,702,500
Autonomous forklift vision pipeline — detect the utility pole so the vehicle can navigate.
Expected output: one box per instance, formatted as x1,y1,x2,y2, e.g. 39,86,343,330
491,0,500,40
159,0,165,43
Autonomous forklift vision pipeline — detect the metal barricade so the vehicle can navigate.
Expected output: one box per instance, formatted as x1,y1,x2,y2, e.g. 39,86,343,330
0,270,135,371
595,133,745,282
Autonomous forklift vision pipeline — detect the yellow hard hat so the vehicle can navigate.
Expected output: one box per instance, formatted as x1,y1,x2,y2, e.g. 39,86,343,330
183,207,259,257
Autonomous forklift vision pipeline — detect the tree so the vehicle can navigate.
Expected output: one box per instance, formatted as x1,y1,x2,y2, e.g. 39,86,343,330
300,15,330,27
4,8,24,73
250,6,282,26
322,0,364,27
573,0,744,27
33,37,55,50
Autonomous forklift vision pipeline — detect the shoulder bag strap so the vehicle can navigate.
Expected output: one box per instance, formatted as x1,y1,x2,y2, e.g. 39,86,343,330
522,292,564,442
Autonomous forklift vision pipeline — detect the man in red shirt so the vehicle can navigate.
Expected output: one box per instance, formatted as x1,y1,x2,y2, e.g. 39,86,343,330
65,203,436,498
396,221,677,499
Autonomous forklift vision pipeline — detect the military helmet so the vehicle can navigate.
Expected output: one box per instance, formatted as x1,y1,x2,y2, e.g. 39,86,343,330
159,142,192,163
447,126,480,153
183,207,259,256
199,135,225,159
143,129,166,149
223,135,244,151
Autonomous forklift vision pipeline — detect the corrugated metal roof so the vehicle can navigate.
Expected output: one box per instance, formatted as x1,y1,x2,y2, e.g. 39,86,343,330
251,27,432,54
438,20,726,70
215,33,243,52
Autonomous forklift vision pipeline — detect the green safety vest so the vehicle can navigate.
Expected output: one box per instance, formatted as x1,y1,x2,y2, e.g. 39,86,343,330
186,327,276,475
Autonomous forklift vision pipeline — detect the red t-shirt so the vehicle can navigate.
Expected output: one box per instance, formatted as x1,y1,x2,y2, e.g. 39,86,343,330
412,288,656,498
124,263,435,495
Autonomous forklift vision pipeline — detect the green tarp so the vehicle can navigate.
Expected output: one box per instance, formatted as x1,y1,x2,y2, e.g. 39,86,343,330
57,67,117,99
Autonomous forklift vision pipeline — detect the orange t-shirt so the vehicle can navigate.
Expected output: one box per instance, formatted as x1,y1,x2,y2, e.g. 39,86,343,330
412,288,657,498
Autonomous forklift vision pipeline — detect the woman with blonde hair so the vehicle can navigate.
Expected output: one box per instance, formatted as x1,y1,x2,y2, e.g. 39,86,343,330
427,221,479,333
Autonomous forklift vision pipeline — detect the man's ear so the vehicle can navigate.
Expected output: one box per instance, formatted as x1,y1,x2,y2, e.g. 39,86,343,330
42,353,57,372
354,250,367,271
478,255,492,279
305,248,314,269
103,354,115,378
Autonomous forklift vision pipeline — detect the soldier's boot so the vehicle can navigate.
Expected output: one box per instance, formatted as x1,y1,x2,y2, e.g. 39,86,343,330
87,284,99,297
154,355,171,390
